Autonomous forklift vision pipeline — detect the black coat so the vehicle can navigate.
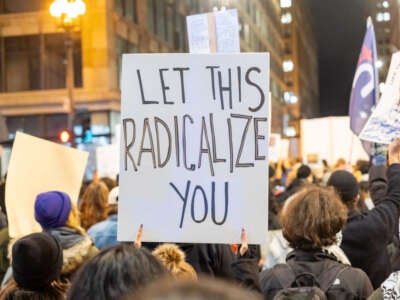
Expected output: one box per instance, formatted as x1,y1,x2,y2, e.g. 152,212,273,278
340,164,400,289
259,250,373,299
180,243,262,292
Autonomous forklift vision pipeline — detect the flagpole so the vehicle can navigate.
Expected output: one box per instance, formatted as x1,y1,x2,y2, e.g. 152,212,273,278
348,133,354,164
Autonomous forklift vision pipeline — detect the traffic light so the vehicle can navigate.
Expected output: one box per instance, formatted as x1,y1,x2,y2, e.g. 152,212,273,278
58,129,72,143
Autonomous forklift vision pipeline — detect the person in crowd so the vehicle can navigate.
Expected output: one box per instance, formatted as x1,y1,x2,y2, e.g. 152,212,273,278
179,243,236,280
285,164,313,194
152,243,197,280
358,180,373,211
67,244,169,300
88,186,119,250
134,224,258,291
259,186,373,299
354,159,370,182
79,181,109,230
100,177,117,192
367,270,400,299
327,138,400,289
0,227,9,283
268,165,280,230
135,277,262,300
0,232,67,300
276,164,313,206
334,158,348,171
34,191,98,278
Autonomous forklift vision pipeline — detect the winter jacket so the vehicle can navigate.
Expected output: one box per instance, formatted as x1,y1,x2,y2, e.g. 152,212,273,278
180,243,263,292
46,227,98,277
180,243,236,279
341,164,400,288
259,249,373,299
88,214,119,250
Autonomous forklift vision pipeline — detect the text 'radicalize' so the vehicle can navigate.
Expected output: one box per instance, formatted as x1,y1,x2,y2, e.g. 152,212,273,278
123,113,268,176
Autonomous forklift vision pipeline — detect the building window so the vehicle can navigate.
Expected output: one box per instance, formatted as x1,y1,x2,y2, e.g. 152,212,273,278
0,0,45,13
4,35,40,92
116,36,138,87
0,33,82,92
114,0,138,23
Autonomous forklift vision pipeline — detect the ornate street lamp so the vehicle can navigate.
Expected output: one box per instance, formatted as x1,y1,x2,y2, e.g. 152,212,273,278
49,0,86,133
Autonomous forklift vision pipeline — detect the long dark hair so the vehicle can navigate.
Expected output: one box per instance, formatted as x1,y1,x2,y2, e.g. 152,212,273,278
67,244,169,300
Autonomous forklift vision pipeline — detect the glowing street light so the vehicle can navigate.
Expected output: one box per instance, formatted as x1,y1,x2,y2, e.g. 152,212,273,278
49,0,86,135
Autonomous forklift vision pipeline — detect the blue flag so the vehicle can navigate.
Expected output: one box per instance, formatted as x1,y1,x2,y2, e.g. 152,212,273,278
349,17,378,137
349,17,379,156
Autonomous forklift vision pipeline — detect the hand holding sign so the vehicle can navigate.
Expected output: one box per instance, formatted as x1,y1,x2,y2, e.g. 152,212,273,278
134,224,143,248
239,228,248,257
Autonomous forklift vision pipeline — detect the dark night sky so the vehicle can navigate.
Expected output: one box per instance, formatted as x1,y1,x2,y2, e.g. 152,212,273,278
308,0,369,116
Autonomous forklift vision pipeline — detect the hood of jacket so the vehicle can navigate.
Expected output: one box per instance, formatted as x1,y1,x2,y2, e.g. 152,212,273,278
46,227,97,275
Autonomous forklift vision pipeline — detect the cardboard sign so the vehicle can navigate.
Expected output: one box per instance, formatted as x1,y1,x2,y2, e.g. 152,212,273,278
6,132,88,238
119,53,269,244
360,52,400,144
187,9,240,54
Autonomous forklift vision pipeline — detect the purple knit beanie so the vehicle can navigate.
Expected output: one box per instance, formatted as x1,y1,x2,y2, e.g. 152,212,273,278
34,191,72,229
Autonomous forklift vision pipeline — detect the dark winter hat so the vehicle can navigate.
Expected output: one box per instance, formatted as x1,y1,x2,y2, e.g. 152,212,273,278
12,232,63,290
34,191,72,229
327,170,359,203
296,165,311,179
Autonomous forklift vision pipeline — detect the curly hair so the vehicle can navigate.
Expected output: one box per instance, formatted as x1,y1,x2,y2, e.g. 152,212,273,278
79,181,109,230
153,244,197,280
280,186,347,250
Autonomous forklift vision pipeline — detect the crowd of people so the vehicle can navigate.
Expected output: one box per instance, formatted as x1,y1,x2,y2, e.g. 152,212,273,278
0,139,399,299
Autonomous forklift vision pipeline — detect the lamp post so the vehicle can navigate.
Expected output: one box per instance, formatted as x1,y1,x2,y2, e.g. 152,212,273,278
49,0,86,133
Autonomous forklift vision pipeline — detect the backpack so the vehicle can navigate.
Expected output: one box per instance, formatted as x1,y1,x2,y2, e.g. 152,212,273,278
273,260,348,300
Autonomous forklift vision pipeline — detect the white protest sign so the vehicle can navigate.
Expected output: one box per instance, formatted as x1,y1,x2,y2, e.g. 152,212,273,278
6,132,88,238
187,13,211,53
269,133,281,163
119,53,269,244
96,144,119,179
187,9,240,54
215,9,240,53
360,52,400,144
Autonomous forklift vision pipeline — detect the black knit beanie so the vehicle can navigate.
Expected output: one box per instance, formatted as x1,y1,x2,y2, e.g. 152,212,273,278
12,232,63,290
327,170,359,203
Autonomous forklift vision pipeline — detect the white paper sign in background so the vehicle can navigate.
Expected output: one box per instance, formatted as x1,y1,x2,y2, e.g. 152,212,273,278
187,9,240,54
119,53,269,244
96,144,119,180
360,51,400,144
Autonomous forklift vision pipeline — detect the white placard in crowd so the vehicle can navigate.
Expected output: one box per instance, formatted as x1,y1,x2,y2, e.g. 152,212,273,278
269,133,281,163
96,144,119,180
301,117,369,164
187,9,240,54
119,53,269,244
6,132,88,238
359,52,400,144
